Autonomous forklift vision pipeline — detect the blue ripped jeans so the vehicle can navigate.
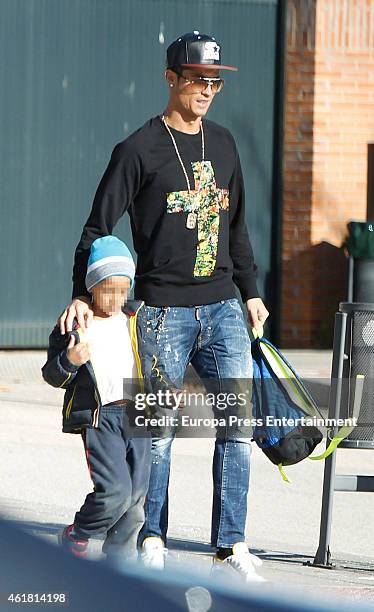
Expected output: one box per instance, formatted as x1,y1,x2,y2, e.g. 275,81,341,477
137,298,253,548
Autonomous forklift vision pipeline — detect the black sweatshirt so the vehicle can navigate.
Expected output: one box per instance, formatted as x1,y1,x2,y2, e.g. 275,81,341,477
72,115,259,306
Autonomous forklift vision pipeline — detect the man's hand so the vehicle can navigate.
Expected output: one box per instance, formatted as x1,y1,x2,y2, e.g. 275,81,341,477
58,296,93,335
66,335,90,367
245,297,269,333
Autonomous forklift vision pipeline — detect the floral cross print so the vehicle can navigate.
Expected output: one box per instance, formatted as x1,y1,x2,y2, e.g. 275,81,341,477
166,161,229,276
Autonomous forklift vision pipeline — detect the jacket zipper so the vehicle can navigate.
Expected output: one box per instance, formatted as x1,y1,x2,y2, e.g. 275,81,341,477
130,302,145,390
66,384,77,418
85,362,102,428
59,372,72,388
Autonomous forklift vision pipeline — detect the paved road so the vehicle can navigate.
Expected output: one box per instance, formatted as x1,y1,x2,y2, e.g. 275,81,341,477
0,350,374,607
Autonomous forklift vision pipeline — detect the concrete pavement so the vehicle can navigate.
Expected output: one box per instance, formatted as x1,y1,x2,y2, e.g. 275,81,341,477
0,350,374,607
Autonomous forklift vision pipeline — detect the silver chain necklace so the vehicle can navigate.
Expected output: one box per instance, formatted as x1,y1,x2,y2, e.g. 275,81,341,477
161,114,204,229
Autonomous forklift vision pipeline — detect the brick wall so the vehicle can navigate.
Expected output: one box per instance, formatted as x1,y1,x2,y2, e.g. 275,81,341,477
281,0,374,347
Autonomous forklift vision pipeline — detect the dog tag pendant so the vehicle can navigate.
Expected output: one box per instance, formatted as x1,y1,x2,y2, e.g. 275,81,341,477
186,212,197,229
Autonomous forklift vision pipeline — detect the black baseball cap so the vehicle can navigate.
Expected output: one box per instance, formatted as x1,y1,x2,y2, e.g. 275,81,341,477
166,31,238,72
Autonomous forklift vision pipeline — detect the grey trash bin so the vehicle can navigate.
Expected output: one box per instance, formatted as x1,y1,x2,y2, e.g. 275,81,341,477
339,302,374,449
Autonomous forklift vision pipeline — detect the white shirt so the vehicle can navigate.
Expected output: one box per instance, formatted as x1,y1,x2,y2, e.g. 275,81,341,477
84,311,137,406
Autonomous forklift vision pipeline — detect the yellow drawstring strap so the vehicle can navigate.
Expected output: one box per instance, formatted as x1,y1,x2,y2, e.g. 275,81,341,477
278,464,292,484
310,374,364,460
251,326,264,340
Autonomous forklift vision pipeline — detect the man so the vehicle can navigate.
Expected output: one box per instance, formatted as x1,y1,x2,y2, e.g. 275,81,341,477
59,32,269,581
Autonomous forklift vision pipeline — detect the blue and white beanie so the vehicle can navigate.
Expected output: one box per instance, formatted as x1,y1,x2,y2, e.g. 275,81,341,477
85,236,136,292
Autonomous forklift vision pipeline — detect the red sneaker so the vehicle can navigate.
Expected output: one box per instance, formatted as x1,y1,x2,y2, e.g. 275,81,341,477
58,524,88,558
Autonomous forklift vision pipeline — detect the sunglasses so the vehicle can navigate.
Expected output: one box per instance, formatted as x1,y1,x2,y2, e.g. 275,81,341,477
172,70,224,94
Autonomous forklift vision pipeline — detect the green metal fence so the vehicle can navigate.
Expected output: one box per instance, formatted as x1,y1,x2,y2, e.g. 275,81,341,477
0,0,279,346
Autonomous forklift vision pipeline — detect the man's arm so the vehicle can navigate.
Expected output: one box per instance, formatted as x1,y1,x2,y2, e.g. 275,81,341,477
229,149,269,330
59,141,143,333
229,149,259,301
72,141,142,299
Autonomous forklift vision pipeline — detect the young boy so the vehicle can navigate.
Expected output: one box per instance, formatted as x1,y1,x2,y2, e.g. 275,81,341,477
42,236,175,564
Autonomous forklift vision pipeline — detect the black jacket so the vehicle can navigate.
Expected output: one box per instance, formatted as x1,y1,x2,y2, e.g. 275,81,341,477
42,300,174,433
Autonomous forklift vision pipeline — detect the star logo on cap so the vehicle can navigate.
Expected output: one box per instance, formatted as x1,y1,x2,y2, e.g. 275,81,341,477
202,41,220,61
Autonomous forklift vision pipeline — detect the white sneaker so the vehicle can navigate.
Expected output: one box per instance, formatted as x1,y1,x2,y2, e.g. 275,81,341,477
140,537,168,570
211,542,267,583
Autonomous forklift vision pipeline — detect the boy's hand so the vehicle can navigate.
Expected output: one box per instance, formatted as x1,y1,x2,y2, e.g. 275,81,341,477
66,335,90,366
58,296,93,335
